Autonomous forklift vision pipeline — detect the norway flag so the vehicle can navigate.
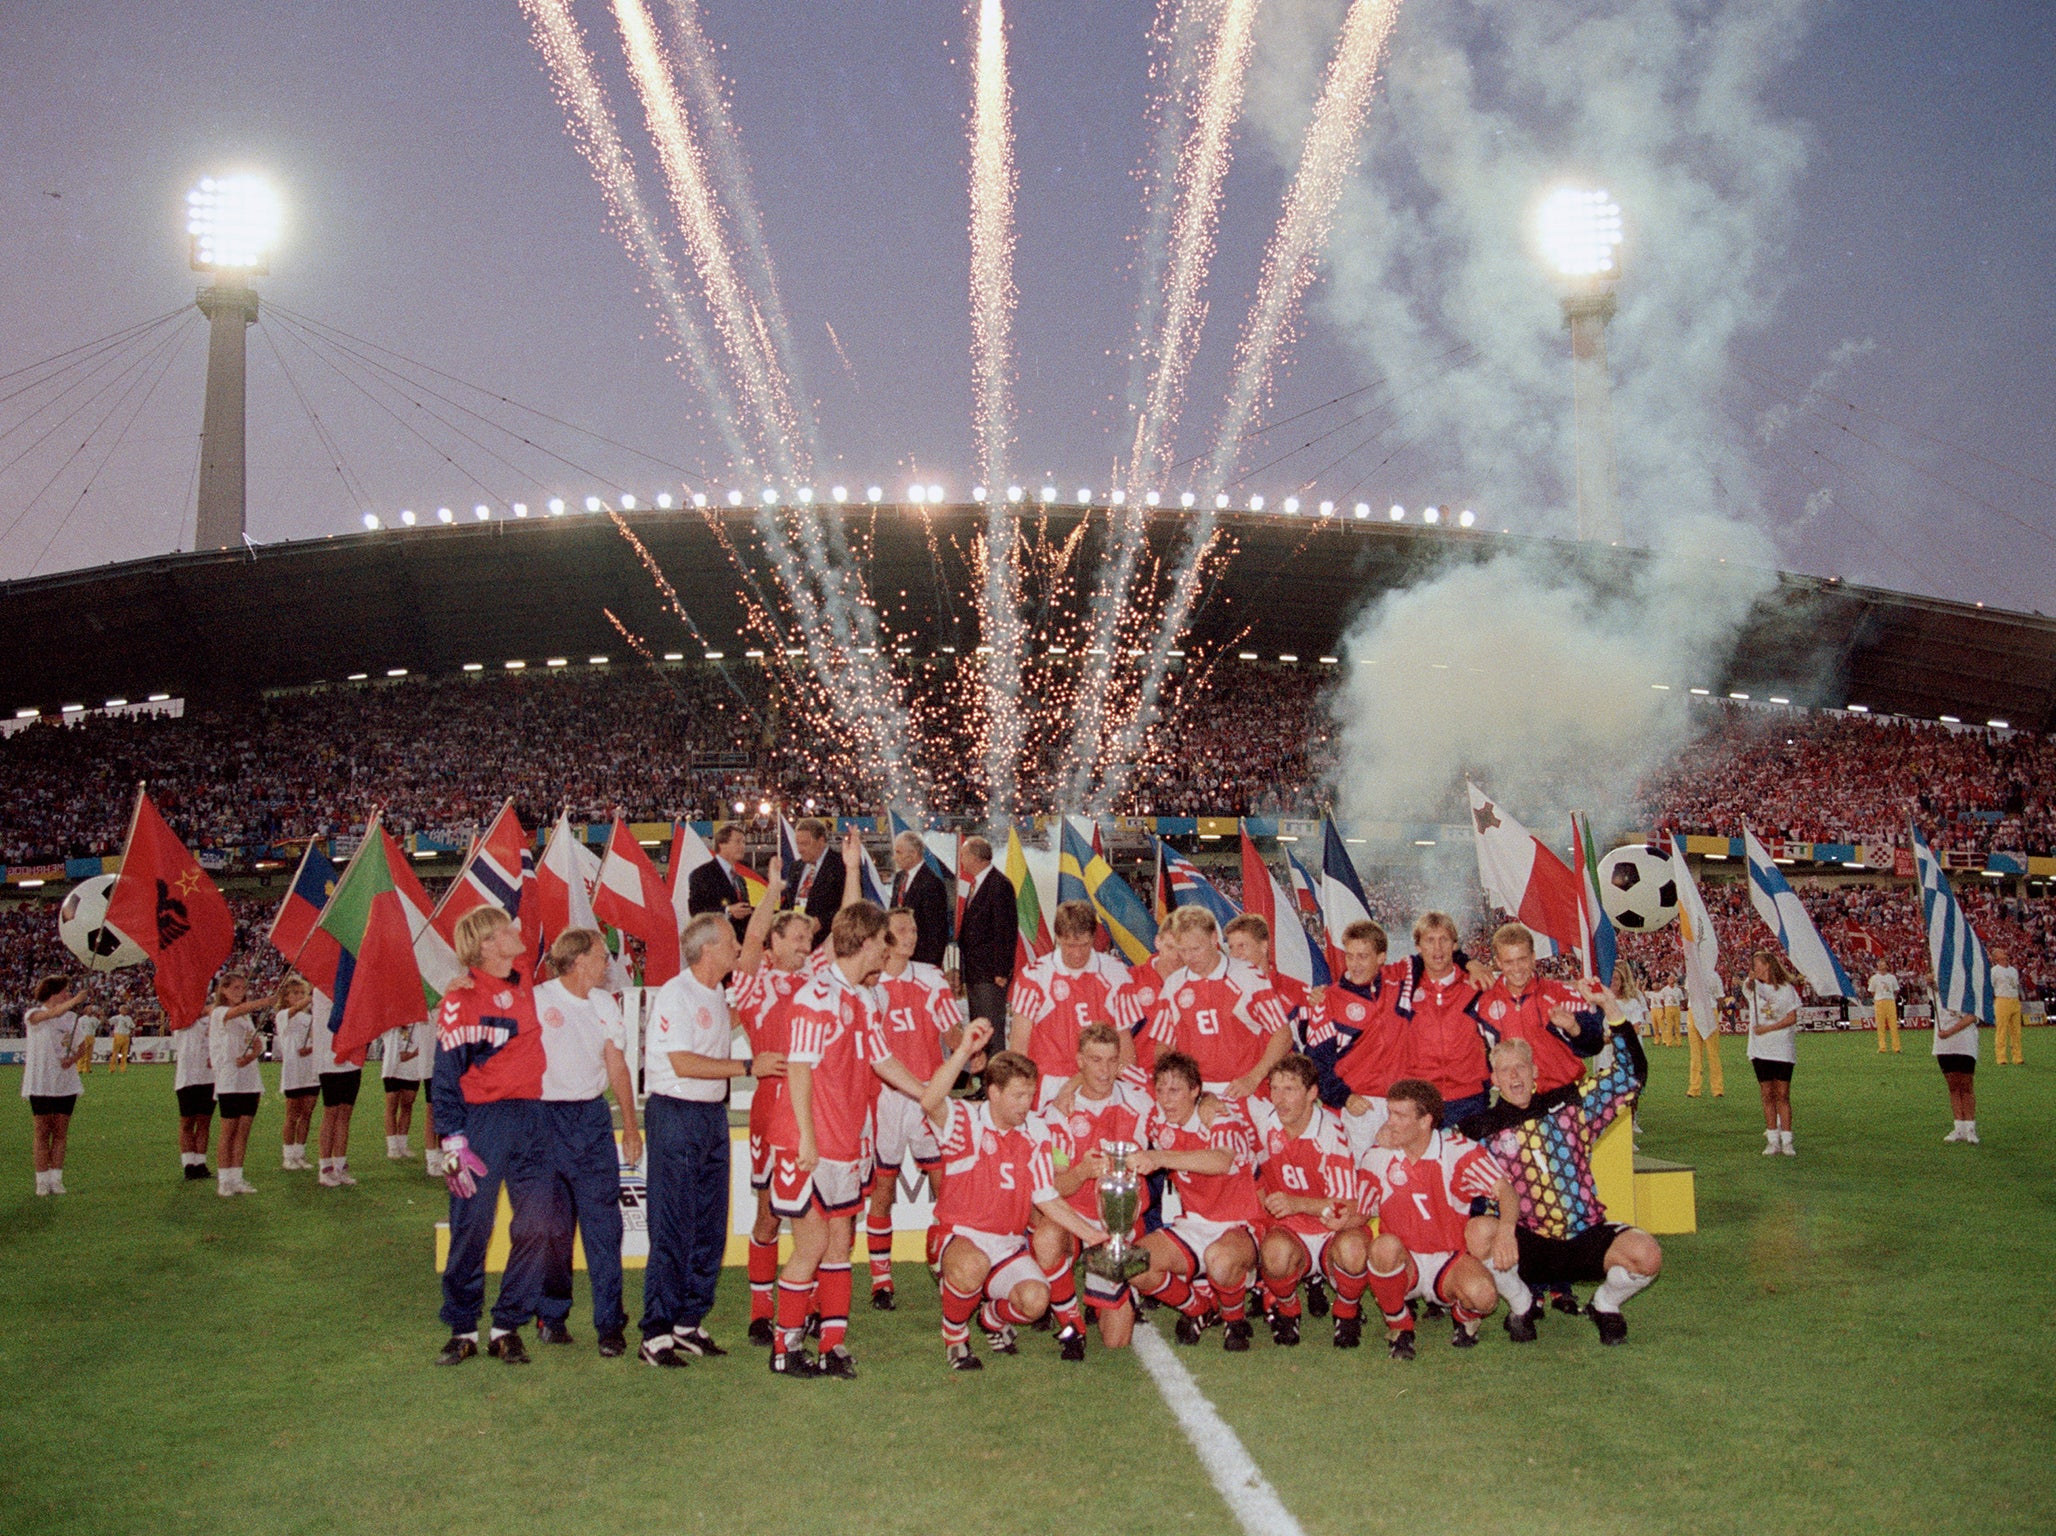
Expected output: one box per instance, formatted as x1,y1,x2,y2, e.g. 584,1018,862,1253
432,799,538,966
1156,838,1239,927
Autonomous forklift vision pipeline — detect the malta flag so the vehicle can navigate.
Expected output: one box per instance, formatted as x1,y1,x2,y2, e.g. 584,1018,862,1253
1239,825,1328,986
105,787,236,1029
536,812,603,950
312,812,428,1066
1466,783,1582,958
1317,819,1375,973
595,816,682,985
268,840,340,981
433,799,538,963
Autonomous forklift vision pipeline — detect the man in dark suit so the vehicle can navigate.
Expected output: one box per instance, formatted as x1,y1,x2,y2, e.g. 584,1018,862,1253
888,831,952,967
685,823,757,942
782,817,845,948
953,835,1016,1040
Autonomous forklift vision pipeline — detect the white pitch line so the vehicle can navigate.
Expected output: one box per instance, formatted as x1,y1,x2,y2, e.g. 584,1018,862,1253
1131,1321,1308,1536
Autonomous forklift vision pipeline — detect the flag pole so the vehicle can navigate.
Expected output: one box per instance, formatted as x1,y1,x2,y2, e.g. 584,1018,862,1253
289,805,379,974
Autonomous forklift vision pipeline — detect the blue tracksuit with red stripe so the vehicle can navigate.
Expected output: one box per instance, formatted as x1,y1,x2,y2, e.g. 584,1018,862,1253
432,968,550,1335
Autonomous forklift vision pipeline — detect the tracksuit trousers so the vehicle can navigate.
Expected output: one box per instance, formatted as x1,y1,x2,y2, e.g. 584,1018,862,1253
538,1097,626,1336
639,1095,730,1342
440,1098,550,1334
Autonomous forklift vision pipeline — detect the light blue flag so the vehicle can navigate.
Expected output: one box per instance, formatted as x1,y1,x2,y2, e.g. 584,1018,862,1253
1744,826,1857,998
1910,822,1997,1024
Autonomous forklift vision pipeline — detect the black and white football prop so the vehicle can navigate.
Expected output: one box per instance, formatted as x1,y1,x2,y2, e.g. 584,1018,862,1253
1598,844,1678,932
57,873,147,971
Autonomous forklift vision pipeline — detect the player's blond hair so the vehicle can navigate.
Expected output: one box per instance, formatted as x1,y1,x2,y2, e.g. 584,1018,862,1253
1412,911,1460,944
453,906,512,969
1611,961,1641,1000
1164,904,1218,940
1489,1037,1536,1070
1490,922,1535,957
1078,1021,1121,1055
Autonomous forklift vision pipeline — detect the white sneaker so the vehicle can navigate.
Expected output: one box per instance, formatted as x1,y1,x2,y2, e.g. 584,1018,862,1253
319,1169,343,1188
333,1166,358,1186
48,1174,66,1195
1963,1128,1980,1144
1779,1138,1796,1157
235,1176,259,1194
1762,1141,1780,1156
1943,1127,1962,1143
426,1149,444,1176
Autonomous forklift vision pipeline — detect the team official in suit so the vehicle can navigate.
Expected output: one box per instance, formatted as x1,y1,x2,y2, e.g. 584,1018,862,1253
687,823,759,942
954,836,1017,1040
888,831,953,967
784,817,846,947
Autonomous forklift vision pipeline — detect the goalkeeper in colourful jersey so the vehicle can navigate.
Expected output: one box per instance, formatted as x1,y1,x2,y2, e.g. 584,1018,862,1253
1456,994,1663,1346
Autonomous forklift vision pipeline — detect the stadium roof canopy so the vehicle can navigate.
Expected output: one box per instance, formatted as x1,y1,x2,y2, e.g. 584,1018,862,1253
3,508,2052,732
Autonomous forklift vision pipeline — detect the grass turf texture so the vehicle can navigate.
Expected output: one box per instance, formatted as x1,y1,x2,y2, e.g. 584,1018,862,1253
2,1033,2050,1536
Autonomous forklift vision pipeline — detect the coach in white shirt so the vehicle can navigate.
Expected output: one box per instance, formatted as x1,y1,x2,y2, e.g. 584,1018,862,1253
533,929,644,1357
638,912,750,1367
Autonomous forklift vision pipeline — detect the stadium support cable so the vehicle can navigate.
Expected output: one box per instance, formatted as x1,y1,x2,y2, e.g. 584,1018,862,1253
258,317,379,518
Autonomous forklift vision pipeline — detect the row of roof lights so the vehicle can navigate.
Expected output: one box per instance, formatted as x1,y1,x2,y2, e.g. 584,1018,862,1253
15,693,173,719
357,490,1484,529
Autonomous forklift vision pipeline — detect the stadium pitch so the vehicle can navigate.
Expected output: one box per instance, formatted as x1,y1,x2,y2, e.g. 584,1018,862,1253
3,1034,2049,1536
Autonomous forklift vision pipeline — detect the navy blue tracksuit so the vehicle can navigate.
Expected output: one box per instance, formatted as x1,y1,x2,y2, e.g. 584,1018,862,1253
638,1094,730,1342
537,1097,626,1336
440,1098,550,1333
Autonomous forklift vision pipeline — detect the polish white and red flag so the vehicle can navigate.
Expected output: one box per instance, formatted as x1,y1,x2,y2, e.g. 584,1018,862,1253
1466,781,1582,958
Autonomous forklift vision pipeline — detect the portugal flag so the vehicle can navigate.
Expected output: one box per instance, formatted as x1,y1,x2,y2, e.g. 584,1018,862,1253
313,812,428,1066
105,788,236,1029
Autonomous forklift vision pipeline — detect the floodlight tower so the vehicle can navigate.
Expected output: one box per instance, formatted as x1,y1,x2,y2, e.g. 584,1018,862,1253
186,174,282,551
1537,186,1624,544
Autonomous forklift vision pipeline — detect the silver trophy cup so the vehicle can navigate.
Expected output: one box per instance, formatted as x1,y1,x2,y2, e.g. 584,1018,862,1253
1085,1140,1149,1282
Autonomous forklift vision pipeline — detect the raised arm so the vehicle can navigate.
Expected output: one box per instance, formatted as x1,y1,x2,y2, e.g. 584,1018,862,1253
839,828,866,912
735,852,786,975
920,1019,993,1127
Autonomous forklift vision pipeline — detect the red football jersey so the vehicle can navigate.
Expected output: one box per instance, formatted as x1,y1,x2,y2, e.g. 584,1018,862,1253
770,968,891,1162
1472,976,1592,1094
1143,956,1291,1088
1358,1131,1502,1253
1136,1099,1264,1226
1402,966,1489,1104
729,957,816,1136
1011,950,1130,1082
1040,1069,1154,1223
877,960,961,1082
1247,1098,1359,1235
933,1098,1058,1235
1306,961,1412,1098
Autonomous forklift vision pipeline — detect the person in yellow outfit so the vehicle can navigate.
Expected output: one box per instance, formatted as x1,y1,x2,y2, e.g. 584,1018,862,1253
109,1011,133,1071
1869,969,1901,1053
1656,981,1681,1047
1990,949,2023,1064
1687,991,1724,1098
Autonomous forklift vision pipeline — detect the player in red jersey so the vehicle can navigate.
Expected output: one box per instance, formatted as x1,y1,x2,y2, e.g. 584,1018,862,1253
1398,913,1492,1125
1142,906,1293,1099
862,907,965,1310
765,900,936,1380
1469,923,1606,1094
924,1025,1110,1371
1034,1021,1156,1358
1358,1078,1520,1359
1248,1054,1373,1349
1110,926,1180,1075
1128,1050,1266,1351
1223,914,1312,1050
1011,900,1133,1090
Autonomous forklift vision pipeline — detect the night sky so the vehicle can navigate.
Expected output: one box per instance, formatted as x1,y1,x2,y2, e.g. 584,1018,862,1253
4,0,2051,612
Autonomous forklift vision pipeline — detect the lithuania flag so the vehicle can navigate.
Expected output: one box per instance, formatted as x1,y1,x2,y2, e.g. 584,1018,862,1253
315,812,428,1067
1004,826,1051,976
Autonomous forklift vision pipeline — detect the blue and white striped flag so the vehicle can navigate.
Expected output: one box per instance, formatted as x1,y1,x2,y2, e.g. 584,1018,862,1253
1909,823,1997,1024
1743,826,1857,998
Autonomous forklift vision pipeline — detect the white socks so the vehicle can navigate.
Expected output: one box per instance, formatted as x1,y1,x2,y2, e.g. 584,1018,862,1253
35,1170,52,1196
1948,1120,1980,1143
218,1168,238,1195
1591,1263,1655,1314
182,1151,205,1169
1781,1130,1795,1155
1489,1261,1533,1317
386,1133,409,1158
282,1143,306,1169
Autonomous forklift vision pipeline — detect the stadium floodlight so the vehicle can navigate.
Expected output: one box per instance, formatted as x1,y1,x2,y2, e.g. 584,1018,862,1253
866,486,883,503
584,496,602,512
1110,489,1127,506
547,657,567,668
473,504,490,521
1248,495,1264,511
505,660,525,670
1389,504,1405,521
589,655,609,665
1282,496,1300,514
621,494,637,510
796,486,814,504
1078,488,1092,505
1144,491,1160,507
693,492,708,508
437,507,454,524
1319,500,1334,516
386,668,407,678
831,485,848,503
706,650,725,660
1179,491,1195,508
908,485,926,504
548,497,565,515
1214,492,1229,509
1988,718,2010,729
462,662,483,672
927,483,943,502
1537,185,1624,544
728,489,744,506
186,174,282,274
1458,508,1476,527
1006,485,1024,503
1354,502,1369,519
662,651,683,661
972,485,987,501
14,708,37,719
762,487,779,505
1424,506,1441,525
656,493,673,509
362,513,380,530
513,503,528,517
106,698,127,708
399,509,416,526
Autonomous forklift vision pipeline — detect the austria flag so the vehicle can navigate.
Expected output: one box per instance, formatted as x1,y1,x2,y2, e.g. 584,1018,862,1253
1466,782,1582,958
595,816,682,985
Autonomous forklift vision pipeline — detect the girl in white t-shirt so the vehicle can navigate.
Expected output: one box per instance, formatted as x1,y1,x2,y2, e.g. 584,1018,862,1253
275,976,321,1171
1933,1000,1981,1145
1745,951,1804,1157
207,972,281,1196
23,975,94,1196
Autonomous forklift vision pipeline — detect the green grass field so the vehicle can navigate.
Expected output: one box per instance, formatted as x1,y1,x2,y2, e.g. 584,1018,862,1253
3,1032,2051,1536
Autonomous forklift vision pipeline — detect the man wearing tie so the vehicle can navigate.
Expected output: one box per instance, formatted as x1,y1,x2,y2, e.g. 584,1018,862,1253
783,817,846,948
687,823,758,943
953,836,1017,1041
888,831,953,967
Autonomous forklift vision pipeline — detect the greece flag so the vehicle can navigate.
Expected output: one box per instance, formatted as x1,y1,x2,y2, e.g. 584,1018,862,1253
1743,826,1857,998
1910,823,1997,1024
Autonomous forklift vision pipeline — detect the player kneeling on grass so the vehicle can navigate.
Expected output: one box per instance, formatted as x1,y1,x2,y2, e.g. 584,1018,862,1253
1249,1054,1373,1349
930,1028,1111,1371
1037,1021,1157,1359
1126,1051,1266,1352
1358,1079,1519,1360
1458,1001,1662,1346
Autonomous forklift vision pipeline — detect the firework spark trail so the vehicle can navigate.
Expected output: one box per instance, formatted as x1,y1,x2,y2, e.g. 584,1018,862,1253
1127,0,1263,490
613,0,806,480
520,0,755,474
1098,0,1404,813
658,0,823,464
968,0,1027,818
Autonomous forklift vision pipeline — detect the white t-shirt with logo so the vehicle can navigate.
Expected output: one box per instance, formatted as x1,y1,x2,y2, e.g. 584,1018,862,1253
1744,982,1802,1064
645,969,734,1103
172,1014,216,1090
21,1007,86,1100
209,1007,265,1097
1869,972,1899,1002
534,979,628,1102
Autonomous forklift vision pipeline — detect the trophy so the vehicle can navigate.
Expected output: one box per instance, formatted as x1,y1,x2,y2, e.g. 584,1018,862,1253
1084,1141,1149,1282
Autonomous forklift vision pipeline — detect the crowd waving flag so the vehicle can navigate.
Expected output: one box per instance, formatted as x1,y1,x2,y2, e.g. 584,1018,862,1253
105,786,236,1029
595,815,683,985
1668,833,1723,1040
305,811,427,1066
1466,783,1580,960
1909,822,1997,1023
1744,826,1857,998
1058,820,1157,964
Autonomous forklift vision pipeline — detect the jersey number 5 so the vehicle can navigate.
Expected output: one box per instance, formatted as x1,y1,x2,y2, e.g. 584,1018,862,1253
998,1163,1017,1191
